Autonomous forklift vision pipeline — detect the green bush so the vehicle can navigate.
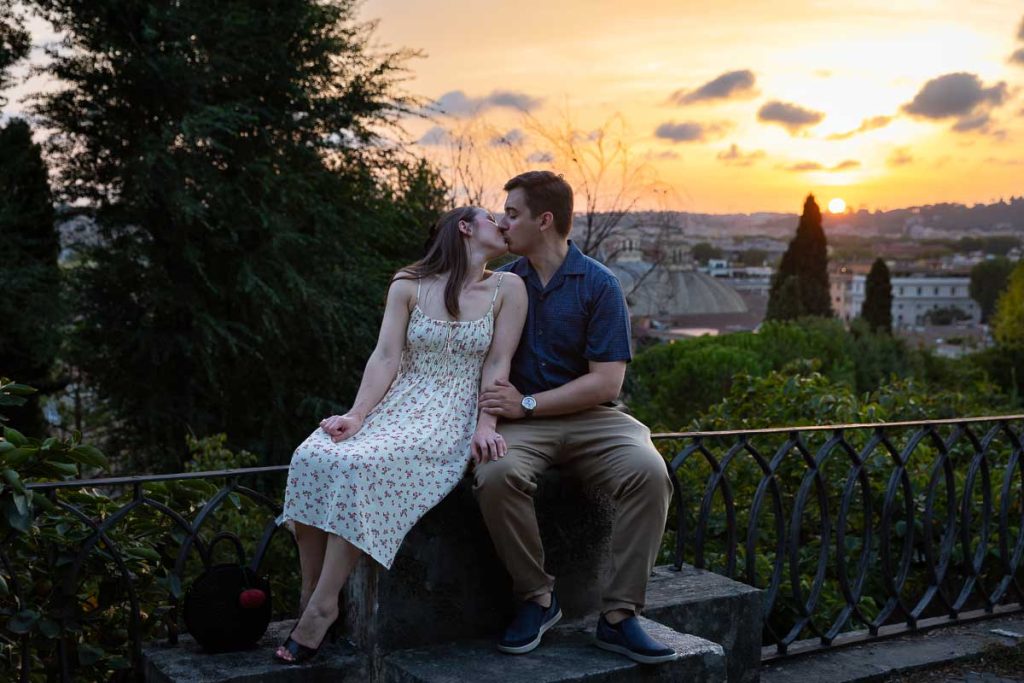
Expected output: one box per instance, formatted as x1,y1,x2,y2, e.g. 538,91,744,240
657,361,1016,647
628,318,915,430
1,383,296,681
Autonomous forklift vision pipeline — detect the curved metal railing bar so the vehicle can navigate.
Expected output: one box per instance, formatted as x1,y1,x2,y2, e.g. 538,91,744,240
2,466,294,680
3,416,1024,676
658,414,1024,659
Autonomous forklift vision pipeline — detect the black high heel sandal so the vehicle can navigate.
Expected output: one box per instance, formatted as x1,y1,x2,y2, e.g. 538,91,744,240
274,617,338,665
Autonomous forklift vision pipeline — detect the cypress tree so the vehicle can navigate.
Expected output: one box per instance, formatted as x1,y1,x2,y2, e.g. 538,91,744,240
0,119,61,435
766,275,804,321
970,257,1015,323
766,194,833,321
861,257,893,333
28,0,447,468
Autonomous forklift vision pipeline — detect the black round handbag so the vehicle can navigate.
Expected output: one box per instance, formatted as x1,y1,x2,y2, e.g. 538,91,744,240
183,532,272,652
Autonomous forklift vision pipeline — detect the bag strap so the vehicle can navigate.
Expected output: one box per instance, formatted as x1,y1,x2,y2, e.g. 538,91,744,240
206,531,247,568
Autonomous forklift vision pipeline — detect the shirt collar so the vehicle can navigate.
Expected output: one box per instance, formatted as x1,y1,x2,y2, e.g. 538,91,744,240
562,241,587,275
511,240,587,285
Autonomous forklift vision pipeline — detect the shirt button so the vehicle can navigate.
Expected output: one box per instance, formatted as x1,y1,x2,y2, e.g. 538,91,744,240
540,362,547,367
538,330,544,336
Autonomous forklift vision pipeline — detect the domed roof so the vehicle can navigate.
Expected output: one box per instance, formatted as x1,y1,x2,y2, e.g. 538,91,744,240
610,262,748,317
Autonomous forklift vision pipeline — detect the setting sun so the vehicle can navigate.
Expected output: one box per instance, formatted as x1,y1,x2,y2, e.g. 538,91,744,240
828,198,847,214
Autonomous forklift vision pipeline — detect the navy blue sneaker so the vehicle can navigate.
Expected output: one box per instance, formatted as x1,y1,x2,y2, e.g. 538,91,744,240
497,594,562,654
595,614,678,664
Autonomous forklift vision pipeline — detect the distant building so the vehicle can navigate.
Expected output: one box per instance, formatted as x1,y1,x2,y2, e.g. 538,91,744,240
702,259,732,278
606,244,766,339
723,265,772,297
611,260,748,319
831,265,980,330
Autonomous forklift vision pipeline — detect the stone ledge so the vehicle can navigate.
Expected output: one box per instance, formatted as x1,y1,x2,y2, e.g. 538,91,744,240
644,564,763,683
143,620,368,683
382,616,726,683
343,471,617,655
760,612,1024,683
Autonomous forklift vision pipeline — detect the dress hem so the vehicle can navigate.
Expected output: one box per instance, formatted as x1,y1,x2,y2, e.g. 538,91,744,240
276,512,395,570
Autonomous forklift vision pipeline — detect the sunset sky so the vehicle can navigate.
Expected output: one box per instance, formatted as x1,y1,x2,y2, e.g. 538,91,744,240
360,0,1024,214
7,1,1024,214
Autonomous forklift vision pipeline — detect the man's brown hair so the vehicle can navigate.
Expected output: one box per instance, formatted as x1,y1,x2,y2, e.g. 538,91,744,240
503,171,574,237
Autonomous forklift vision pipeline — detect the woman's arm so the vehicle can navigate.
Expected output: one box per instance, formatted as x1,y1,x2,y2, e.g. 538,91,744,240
470,274,528,463
321,277,414,442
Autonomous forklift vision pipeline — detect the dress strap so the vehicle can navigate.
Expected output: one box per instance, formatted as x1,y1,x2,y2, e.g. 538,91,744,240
490,272,505,306
416,278,422,305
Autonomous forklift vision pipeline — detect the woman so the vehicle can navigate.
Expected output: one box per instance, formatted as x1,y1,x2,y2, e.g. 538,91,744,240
274,206,527,664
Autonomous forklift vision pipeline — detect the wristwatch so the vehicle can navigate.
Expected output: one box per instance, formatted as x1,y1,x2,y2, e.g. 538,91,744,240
520,395,537,418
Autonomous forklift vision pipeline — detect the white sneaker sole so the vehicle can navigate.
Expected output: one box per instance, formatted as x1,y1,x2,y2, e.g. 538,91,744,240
595,639,679,664
496,609,563,654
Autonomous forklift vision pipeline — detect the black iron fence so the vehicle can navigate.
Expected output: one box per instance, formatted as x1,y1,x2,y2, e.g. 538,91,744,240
2,415,1023,679
3,466,292,682
654,414,1024,659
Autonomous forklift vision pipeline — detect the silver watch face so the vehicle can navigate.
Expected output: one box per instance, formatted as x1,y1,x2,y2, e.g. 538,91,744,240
521,396,537,411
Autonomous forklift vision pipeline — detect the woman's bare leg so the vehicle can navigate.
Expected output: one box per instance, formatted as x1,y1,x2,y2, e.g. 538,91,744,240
277,533,363,659
293,521,328,614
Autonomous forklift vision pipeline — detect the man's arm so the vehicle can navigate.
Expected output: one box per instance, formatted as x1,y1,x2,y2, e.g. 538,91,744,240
479,360,625,419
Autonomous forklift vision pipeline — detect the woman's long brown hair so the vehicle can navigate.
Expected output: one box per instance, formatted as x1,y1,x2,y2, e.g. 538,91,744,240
394,206,482,319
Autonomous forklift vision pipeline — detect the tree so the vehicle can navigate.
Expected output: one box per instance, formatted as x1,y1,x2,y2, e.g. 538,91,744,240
432,110,672,260
923,305,971,326
691,242,723,265
861,257,893,333
957,235,1020,257
0,119,61,436
737,248,769,267
524,113,671,259
970,257,1016,322
992,261,1024,350
0,3,30,103
765,275,804,321
766,194,832,321
28,0,447,469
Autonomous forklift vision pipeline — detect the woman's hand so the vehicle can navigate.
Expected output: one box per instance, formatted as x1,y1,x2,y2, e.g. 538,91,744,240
320,414,364,443
470,426,507,465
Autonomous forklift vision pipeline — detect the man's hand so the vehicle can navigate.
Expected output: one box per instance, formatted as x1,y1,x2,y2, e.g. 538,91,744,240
320,414,364,443
479,378,526,419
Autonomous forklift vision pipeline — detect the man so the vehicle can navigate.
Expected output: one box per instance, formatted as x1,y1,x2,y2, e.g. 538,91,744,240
475,170,676,664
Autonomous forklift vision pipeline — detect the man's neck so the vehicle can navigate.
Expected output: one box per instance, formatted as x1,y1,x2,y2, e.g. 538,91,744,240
526,239,570,288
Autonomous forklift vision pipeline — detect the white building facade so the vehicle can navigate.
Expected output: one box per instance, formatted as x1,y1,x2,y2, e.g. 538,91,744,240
831,270,980,330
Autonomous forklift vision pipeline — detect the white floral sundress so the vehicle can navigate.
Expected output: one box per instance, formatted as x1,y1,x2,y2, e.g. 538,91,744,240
277,274,504,568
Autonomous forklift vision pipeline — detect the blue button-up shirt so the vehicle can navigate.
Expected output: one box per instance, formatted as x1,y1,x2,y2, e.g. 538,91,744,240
498,241,632,397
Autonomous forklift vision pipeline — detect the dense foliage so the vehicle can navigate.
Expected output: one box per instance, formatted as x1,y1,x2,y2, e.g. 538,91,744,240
0,119,63,436
25,0,447,469
652,360,1018,647
0,3,30,99
0,385,297,682
624,317,985,431
992,261,1024,351
970,257,1016,323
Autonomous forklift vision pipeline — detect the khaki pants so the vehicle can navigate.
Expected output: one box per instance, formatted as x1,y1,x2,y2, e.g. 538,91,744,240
473,406,673,615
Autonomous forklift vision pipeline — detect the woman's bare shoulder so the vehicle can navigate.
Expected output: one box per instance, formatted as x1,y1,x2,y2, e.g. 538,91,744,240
499,271,525,290
495,272,526,308
387,273,421,304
